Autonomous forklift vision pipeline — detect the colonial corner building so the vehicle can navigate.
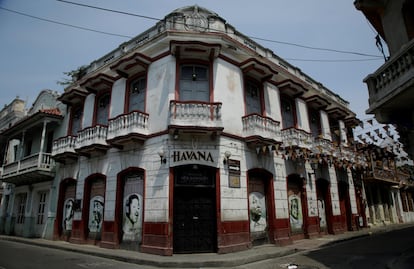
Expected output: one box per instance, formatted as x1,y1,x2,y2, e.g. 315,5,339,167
0,6,412,256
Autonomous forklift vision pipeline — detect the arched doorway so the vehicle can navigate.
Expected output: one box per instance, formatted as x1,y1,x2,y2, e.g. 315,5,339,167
338,180,352,231
173,165,217,253
83,174,106,244
287,174,306,238
116,168,145,251
248,169,274,246
56,178,77,240
316,178,332,234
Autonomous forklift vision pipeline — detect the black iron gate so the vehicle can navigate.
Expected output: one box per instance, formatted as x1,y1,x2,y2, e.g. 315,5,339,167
173,165,216,253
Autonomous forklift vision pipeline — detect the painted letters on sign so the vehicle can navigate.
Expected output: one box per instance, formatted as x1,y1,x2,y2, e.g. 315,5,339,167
172,151,214,163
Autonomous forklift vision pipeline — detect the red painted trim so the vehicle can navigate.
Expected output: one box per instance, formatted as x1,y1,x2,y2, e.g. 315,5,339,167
141,222,172,256
114,167,146,247
304,216,320,238
217,220,251,253
272,218,292,246
280,95,298,128
82,173,106,244
124,72,147,114
93,90,111,125
247,168,276,244
175,59,212,102
140,168,173,255
54,178,77,240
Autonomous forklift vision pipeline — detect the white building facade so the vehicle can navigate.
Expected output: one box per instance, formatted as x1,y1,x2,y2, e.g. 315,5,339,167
50,6,365,255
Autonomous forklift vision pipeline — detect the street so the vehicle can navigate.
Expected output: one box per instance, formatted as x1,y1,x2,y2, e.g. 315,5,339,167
0,240,146,269
273,226,414,269
0,226,413,269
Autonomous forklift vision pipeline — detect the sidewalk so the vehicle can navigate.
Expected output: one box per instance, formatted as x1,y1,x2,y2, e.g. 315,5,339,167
1,223,413,269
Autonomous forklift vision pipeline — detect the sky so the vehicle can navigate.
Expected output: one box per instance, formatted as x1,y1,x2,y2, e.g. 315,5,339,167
0,0,386,120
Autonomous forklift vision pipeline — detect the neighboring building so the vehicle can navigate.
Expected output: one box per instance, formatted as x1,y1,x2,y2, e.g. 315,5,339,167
0,97,27,234
354,0,414,159
354,118,414,225
0,90,65,238
17,6,365,255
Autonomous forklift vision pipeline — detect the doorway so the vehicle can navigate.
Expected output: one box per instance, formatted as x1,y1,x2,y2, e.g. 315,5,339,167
173,165,216,253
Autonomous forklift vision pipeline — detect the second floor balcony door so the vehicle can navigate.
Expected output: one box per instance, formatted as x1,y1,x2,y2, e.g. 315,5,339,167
179,65,209,102
245,80,262,115
70,107,82,136
129,76,146,112
97,93,110,126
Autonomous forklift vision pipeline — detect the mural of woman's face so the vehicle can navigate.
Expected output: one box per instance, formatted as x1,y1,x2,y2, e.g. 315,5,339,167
129,198,140,223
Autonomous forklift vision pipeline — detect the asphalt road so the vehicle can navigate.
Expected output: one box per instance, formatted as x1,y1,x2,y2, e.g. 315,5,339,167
273,226,414,269
0,226,413,269
0,240,148,269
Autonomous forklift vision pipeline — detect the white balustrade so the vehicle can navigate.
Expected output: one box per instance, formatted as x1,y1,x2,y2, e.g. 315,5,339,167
281,128,313,149
365,39,414,105
107,111,149,140
169,101,223,128
1,153,55,179
242,114,281,142
52,135,77,156
75,125,108,150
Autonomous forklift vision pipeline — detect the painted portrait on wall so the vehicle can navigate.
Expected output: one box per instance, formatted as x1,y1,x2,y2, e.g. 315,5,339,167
249,191,267,232
122,193,143,242
289,194,303,231
88,195,104,233
62,198,74,232
318,199,327,229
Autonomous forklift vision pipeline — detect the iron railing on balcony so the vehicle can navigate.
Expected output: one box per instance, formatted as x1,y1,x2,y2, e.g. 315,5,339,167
242,113,281,142
281,127,313,149
1,153,55,179
52,135,77,157
364,39,414,107
169,100,223,129
107,110,149,141
75,125,109,150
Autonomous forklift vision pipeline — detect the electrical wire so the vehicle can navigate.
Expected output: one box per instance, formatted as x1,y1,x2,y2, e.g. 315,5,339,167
1,4,383,62
0,6,133,39
284,57,382,62
56,0,382,59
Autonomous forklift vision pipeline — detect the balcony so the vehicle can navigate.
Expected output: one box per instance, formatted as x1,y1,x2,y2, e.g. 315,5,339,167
75,125,109,156
51,135,78,163
312,137,334,154
242,114,281,146
107,110,150,147
1,153,55,186
364,39,414,117
365,167,399,185
281,127,313,149
169,101,223,137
